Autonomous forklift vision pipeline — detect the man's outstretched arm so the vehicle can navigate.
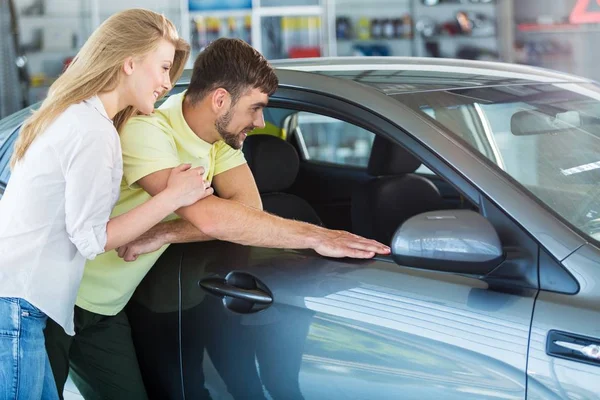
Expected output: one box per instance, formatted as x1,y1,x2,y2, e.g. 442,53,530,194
133,166,390,259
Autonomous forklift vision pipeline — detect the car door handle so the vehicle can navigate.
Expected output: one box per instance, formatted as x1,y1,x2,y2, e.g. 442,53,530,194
199,276,273,304
554,341,600,360
547,330,600,366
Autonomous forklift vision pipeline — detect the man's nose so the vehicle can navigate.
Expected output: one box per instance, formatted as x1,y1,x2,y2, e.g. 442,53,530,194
254,112,266,129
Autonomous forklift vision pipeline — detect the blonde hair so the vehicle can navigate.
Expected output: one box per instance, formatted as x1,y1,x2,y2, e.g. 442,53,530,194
10,8,190,167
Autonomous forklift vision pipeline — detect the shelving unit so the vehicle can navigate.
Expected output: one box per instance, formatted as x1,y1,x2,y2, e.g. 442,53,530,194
512,0,598,80
13,0,95,103
184,5,252,63
12,0,507,105
332,0,414,57
331,0,499,59
411,0,498,59
181,0,328,64
15,0,503,69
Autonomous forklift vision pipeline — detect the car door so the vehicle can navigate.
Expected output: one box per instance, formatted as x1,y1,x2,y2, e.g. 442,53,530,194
175,92,539,400
178,239,535,400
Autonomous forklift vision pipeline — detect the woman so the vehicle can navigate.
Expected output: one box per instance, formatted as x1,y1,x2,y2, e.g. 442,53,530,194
0,9,209,399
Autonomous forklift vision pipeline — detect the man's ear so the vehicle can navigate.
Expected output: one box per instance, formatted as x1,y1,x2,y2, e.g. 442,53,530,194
123,56,135,76
212,88,231,113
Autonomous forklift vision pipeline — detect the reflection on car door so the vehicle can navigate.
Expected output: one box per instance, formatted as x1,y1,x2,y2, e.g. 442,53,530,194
172,237,536,400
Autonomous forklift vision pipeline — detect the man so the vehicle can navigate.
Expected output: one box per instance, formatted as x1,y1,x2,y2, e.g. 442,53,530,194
45,38,389,399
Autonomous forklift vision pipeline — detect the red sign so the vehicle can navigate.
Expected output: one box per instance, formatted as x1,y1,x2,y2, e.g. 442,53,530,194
570,0,600,24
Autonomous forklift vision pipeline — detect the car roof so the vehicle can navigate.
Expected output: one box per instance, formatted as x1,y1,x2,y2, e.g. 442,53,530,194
177,57,592,95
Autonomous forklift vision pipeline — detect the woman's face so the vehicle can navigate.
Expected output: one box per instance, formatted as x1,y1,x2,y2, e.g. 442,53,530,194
128,39,176,114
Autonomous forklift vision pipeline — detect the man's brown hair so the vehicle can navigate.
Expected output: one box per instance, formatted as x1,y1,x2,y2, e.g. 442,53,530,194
186,38,278,105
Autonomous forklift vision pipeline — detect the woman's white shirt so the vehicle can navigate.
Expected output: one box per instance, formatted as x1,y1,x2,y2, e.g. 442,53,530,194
0,96,122,335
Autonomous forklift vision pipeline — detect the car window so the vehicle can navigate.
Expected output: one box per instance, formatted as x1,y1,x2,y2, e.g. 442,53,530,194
294,112,373,167
398,82,600,241
293,111,434,174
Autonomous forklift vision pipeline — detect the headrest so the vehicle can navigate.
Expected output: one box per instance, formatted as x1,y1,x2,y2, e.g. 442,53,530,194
242,135,299,193
368,136,421,176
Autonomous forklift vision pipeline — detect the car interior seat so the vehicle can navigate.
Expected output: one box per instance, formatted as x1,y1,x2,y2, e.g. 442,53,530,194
351,135,443,244
242,134,323,226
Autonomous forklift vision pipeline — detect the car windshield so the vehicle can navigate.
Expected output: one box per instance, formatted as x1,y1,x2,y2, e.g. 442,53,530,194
396,82,600,241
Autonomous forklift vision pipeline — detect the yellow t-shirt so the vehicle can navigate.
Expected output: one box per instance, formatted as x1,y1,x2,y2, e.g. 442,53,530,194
76,92,246,315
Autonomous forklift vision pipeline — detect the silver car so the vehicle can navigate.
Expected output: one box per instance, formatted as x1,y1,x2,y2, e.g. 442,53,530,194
1,57,599,399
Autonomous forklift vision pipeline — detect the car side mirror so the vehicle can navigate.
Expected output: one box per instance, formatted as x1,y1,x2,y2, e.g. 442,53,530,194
391,210,505,275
